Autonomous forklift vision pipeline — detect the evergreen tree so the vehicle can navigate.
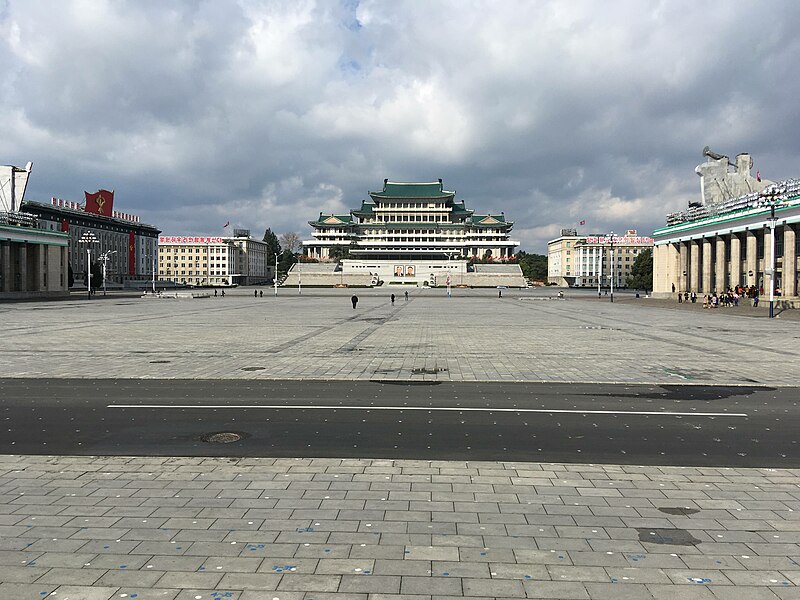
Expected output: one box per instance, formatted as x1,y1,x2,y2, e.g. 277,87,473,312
262,228,282,261
626,248,653,291
516,251,548,281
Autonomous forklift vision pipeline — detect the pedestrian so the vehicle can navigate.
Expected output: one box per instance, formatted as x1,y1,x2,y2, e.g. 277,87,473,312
260,290,263,298
351,295,358,309
404,290,408,301
691,291,697,303
498,289,502,298
221,289,225,297
214,289,218,297
672,283,676,294
254,289,258,298
753,295,759,307
678,292,683,303
390,293,395,305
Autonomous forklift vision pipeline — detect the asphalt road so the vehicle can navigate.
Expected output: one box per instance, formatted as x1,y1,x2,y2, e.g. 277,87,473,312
1,378,797,467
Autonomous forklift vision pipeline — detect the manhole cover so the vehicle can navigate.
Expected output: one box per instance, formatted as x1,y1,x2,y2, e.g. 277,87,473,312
200,431,248,444
658,507,700,516
411,367,448,375
149,360,171,364
241,366,265,371
636,527,702,546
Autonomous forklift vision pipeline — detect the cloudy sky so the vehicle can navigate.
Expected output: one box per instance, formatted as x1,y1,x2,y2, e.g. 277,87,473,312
2,0,800,252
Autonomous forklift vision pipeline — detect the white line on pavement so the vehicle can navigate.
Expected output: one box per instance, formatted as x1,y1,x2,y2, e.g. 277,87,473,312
107,404,748,417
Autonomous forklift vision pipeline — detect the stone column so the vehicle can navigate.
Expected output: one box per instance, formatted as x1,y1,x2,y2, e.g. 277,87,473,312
18,243,27,292
702,238,712,293
746,230,757,288
62,245,69,290
730,234,741,289
0,242,10,292
715,236,726,292
764,227,775,298
689,240,700,293
784,224,797,297
679,242,688,292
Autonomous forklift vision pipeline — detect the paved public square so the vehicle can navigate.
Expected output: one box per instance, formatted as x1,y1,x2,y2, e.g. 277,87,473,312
2,288,800,599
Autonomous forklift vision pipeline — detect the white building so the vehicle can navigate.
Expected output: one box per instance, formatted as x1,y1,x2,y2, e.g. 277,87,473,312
158,230,273,287
298,179,524,287
548,228,654,288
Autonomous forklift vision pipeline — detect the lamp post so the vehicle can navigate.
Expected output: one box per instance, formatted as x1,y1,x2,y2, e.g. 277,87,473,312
78,231,98,299
99,250,117,296
759,184,785,318
298,256,301,295
609,232,615,303
767,204,777,318
274,253,278,296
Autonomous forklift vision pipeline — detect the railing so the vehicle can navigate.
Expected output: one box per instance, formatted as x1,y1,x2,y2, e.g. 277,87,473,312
0,211,38,228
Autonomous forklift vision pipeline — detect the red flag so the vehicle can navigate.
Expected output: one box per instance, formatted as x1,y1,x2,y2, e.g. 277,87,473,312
579,220,585,225
757,170,761,182
129,232,136,276
84,189,114,216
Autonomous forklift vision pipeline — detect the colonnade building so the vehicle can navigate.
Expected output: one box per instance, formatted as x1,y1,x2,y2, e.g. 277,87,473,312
652,149,799,302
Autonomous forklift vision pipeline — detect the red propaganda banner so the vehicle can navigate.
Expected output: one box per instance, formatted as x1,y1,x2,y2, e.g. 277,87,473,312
60,219,69,232
129,232,136,276
84,189,114,216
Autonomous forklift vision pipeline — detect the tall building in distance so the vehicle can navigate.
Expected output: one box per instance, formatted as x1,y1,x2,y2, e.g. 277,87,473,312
158,230,273,287
296,179,524,287
548,229,654,288
22,196,159,286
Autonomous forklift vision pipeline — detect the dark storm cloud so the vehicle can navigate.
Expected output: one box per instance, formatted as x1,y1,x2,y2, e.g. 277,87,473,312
2,0,800,250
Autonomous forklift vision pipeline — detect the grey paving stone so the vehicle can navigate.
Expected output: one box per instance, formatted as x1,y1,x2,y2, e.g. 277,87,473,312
521,580,590,598
33,567,107,585
400,575,462,595
585,582,655,599
51,585,121,600
461,577,526,597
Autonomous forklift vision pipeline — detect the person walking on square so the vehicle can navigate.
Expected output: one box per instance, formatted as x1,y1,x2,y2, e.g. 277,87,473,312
390,293,395,305
214,289,218,297
254,289,258,298
221,289,225,297
678,291,683,303
404,290,408,301
260,290,263,298
351,295,358,309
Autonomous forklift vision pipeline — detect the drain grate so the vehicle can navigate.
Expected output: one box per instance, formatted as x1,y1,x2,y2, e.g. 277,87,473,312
636,527,702,546
200,431,248,444
241,366,265,371
411,367,448,375
149,360,171,364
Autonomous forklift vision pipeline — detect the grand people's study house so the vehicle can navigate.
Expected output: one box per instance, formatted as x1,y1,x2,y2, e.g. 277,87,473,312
286,179,525,288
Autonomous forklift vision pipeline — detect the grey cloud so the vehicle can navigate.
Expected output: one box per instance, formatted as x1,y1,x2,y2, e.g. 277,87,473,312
3,0,800,250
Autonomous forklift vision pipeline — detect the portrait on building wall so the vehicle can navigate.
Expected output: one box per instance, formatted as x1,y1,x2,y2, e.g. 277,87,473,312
394,265,403,277
406,265,415,276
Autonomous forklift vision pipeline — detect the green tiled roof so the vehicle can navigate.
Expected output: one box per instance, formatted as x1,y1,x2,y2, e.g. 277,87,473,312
309,214,353,227
470,214,509,227
370,180,454,199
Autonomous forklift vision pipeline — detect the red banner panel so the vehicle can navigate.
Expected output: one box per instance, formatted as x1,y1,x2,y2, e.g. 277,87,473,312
84,189,114,216
129,232,136,276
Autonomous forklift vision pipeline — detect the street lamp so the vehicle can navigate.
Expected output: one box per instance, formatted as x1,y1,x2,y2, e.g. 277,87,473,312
767,204,777,318
99,250,117,296
274,253,278,296
760,184,785,318
609,232,615,303
298,256,301,295
78,231,98,299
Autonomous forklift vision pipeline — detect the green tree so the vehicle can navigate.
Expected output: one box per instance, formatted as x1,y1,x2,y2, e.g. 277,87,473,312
262,228,282,260
277,248,297,276
329,243,352,261
516,251,548,281
626,248,653,291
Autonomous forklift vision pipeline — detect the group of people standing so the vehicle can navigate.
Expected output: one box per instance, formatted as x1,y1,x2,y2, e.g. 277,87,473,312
674,284,759,308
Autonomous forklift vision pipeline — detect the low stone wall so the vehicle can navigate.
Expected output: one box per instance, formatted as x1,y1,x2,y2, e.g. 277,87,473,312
459,272,527,288
281,272,374,287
